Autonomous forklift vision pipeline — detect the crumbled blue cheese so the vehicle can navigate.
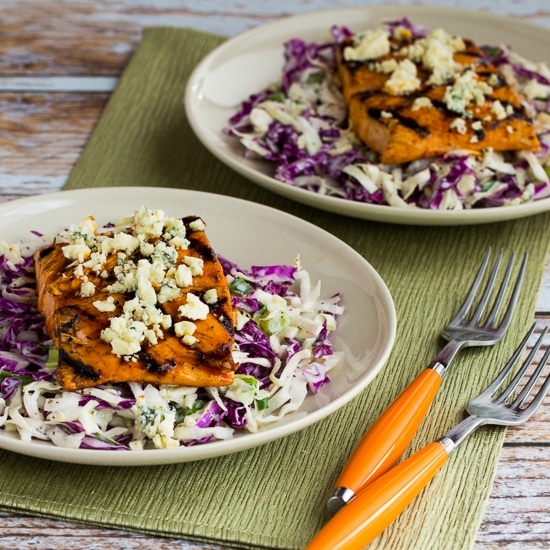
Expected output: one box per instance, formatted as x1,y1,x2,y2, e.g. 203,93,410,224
157,279,182,304
139,241,155,257
80,280,96,298
183,256,204,276
63,207,211,359
491,100,508,121
151,241,178,269
174,320,198,346
163,217,185,238
132,386,179,449
422,29,465,86
68,216,97,246
63,243,91,263
344,28,390,61
450,117,467,135
109,232,140,255
137,258,166,287
383,59,420,96
443,71,493,116
136,276,157,307
189,218,206,232
365,25,496,117
93,295,116,312
412,97,433,111
82,251,108,274
203,289,218,305
132,207,167,239
369,58,399,74
178,292,210,321
471,120,483,131
400,41,424,64
174,264,193,287
108,262,137,293
399,28,464,84
101,317,147,357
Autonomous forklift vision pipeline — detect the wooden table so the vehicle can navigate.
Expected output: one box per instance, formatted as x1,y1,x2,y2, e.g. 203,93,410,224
1,1,549,548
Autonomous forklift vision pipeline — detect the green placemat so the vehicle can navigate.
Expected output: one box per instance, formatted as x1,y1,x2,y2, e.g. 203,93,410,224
1,27,550,550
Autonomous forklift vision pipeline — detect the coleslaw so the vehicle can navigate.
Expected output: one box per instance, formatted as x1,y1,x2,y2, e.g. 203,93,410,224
224,19,550,210
0,229,344,451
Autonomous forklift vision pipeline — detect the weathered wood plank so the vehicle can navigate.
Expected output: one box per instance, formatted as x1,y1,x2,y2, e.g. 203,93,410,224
0,91,109,195
0,2,139,76
0,1,549,78
1,445,548,549
474,446,550,549
0,511,237,550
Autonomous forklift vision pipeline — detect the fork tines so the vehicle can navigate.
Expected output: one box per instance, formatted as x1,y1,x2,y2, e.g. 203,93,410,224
455,248,528,330
483,323,550,416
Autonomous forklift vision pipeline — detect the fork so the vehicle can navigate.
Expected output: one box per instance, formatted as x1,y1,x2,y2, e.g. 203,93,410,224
308,323,550,550
328,248,527,514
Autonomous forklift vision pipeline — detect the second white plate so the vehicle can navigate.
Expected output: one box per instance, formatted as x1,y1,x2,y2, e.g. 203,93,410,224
185,5,550,226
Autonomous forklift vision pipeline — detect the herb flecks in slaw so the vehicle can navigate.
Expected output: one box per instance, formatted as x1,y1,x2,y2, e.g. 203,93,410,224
0,235,344,450
224,19,550,210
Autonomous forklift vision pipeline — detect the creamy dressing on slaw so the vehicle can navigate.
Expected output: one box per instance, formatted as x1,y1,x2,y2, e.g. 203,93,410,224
0,226,344,451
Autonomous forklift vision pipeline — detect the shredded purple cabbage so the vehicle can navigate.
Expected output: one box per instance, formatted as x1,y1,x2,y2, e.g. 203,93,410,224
0,243,343,450
224,19,550,211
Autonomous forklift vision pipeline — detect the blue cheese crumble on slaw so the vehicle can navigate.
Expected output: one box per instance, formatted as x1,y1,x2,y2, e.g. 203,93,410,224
224,19,550,210
0,217,344,451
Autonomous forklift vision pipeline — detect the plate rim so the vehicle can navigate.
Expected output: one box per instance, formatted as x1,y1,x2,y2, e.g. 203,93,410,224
184,5,550,226
0,186,397,466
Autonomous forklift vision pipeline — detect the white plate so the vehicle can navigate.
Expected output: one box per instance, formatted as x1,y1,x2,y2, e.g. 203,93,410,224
185,5,550,226
0,187,396,466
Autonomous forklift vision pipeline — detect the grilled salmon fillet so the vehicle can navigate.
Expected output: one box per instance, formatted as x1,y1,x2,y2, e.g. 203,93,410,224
336,27,540,164
34,211,237,391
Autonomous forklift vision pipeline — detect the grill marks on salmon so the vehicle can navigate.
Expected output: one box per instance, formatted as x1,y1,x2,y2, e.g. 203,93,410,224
336,33,540,164
34,215,237,391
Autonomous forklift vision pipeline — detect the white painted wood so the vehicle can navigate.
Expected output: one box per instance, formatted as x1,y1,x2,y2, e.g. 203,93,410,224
0,76,118,92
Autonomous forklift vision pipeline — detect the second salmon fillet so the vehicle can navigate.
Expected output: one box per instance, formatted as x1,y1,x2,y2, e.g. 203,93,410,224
336,24,540,164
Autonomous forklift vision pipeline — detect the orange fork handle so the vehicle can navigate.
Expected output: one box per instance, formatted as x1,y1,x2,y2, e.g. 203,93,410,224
308,441,449,550
335,367,442,494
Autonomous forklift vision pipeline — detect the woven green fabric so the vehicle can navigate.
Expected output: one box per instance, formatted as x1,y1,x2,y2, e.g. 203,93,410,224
0,27,549,549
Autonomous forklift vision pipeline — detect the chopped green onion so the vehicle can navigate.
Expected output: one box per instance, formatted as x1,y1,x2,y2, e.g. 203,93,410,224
230,277,253,297
258,310,290,335
175,399,207,424
267,91,286,102
482,46,502,58
306,72,325,85
46,346,59,369
255,396,269,411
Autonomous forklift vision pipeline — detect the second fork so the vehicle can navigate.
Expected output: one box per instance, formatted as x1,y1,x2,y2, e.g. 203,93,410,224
310,323,550,550
327,248,527,514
